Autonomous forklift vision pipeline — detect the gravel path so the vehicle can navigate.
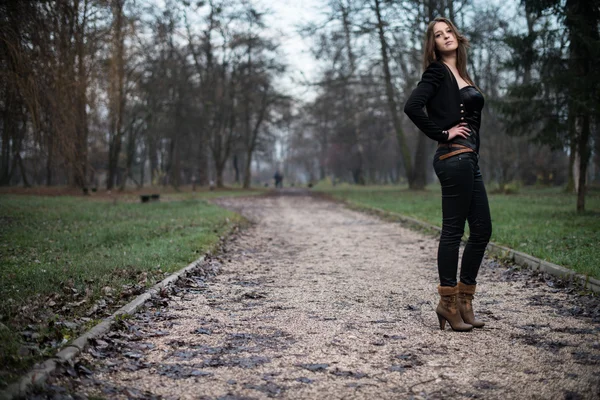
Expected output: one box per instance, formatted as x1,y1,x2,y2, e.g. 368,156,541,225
42,192,600,399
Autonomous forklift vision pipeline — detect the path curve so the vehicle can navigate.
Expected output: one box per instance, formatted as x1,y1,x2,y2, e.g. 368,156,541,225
45,192,600,399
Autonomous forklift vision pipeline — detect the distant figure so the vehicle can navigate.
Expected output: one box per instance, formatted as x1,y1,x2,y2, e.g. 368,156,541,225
273,171,283,188
404,17,492,332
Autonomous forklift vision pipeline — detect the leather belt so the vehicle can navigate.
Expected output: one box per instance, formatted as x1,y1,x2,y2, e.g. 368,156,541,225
437,143,475,160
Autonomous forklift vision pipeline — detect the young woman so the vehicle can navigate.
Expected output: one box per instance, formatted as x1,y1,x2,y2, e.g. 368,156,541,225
404,17,492,332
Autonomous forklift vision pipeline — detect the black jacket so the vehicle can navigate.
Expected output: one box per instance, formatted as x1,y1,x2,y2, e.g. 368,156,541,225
403,61,467,143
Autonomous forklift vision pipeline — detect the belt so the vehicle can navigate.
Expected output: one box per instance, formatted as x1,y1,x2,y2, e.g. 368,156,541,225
437,143,475,160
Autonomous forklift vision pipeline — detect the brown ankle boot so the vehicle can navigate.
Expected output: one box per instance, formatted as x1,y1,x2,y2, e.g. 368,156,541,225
436,285,473,331
457,282,485,328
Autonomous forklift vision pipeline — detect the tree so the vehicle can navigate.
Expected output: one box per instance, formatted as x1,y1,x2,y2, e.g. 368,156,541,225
502,0,600,211
107,0,127,190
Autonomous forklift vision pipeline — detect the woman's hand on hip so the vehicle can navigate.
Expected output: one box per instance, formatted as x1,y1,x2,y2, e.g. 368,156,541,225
447,123,471,140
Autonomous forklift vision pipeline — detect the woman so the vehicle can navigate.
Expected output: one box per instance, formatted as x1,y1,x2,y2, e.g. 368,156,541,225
404,17,492,332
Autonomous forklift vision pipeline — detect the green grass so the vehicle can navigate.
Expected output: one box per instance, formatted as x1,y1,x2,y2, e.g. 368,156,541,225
0,191,252,386
316,182,600,280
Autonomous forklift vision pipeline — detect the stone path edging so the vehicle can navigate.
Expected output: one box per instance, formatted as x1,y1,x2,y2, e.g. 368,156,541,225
0,256,208,400
343,199,600,294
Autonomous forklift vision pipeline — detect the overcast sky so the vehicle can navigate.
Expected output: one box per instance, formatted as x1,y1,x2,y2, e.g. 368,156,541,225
258,0,326,102
239,0,520,103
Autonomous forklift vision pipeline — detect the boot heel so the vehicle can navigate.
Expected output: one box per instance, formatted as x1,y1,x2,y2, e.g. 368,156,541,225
437,285,474,332
437,313,446,330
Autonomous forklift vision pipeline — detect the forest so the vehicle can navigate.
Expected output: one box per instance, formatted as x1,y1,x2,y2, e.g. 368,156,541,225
1,0,598,210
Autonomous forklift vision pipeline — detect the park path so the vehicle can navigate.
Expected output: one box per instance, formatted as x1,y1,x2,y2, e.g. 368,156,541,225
46,192,599,399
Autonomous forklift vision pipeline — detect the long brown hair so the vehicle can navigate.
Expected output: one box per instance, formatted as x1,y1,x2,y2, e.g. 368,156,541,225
423,17,474,86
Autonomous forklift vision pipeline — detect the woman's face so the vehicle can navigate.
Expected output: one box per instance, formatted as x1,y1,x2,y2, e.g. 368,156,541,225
433,22,458,54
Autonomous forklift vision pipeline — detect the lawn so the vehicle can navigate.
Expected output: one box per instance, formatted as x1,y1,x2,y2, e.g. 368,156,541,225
316,182,600,280
0,189,256,387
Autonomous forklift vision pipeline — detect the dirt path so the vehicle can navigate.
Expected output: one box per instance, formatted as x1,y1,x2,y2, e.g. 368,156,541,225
43,192,599,399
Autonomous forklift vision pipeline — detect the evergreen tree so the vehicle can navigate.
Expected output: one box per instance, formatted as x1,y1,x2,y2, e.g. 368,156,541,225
501,0,600,212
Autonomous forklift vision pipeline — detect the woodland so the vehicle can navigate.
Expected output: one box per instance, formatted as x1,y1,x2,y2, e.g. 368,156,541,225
1,0,599,211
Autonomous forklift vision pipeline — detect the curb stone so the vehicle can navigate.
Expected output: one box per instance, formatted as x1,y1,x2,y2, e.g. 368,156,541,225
345,200,600,294
486,244,600,293
0,256,208,400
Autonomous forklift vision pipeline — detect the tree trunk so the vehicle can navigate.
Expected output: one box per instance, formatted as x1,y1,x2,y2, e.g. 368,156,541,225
170,134,181,189
411,133,431,189
6,147,18,185
243,148,253,189
120,123,138,190
446,0,455,21
16,154,29,187
148,136,158,185
46,133,53,186
572,145,580,194
0,88,13,186
140,145,146,187
107,138,123,189
242,86,269,190
576,115,590,212
233,154,240,184
317,102,330,182
170,111,182,189
566,0,599,211
196,138,208,186
567,118,577,193
106,0,126,190
72,0,89,188
341,1,365,184
595,117,600,183
215,160,225,188
373,0,413,185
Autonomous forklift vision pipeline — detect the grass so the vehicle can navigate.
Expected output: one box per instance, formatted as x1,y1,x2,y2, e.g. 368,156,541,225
0,189,256,387
315,182,600,280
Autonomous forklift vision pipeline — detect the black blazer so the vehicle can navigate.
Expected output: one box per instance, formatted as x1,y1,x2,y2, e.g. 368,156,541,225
403,61,467,143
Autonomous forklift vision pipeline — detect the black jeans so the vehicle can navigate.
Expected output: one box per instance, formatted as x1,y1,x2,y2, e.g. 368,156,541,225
433,150,492,287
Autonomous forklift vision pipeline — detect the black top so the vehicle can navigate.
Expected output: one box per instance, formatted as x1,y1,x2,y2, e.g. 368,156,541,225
459,86,484,153
403,61,484,151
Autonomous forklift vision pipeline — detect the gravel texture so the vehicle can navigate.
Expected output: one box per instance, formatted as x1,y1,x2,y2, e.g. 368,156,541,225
39,192,600,400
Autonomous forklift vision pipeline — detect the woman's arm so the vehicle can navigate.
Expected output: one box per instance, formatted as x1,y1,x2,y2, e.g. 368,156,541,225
403,62,449,142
